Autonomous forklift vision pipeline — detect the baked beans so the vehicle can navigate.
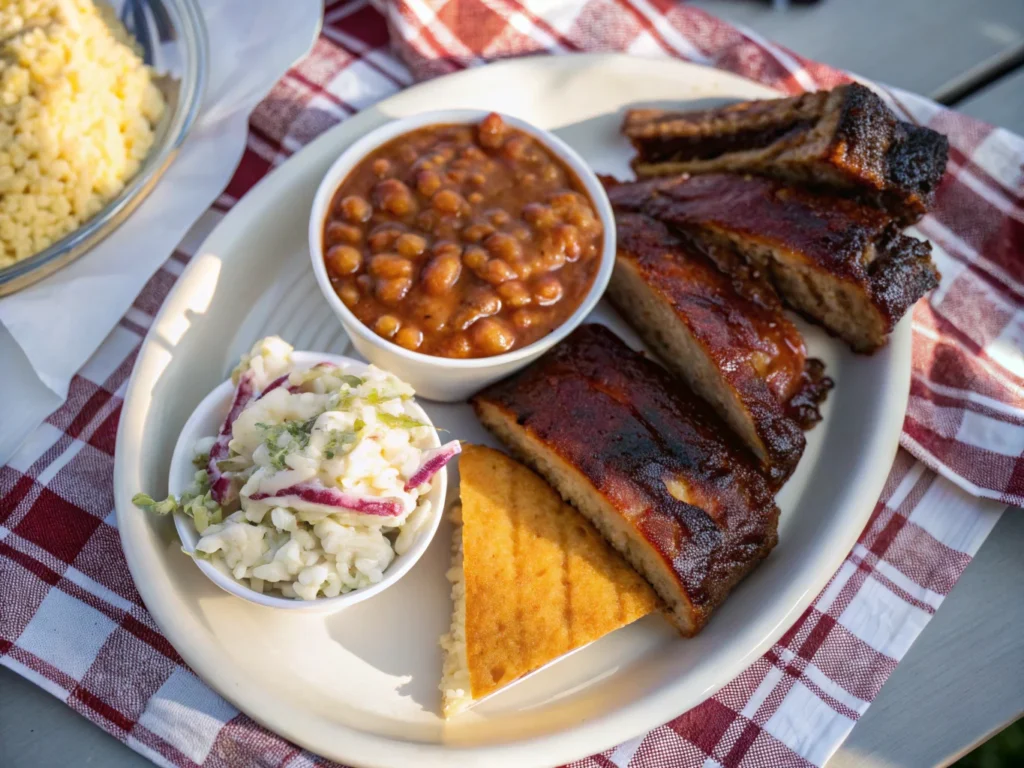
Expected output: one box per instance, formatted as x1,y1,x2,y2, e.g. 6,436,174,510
322,113,603,358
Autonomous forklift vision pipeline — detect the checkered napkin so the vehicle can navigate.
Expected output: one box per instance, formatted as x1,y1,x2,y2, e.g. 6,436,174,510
0,2,1020,768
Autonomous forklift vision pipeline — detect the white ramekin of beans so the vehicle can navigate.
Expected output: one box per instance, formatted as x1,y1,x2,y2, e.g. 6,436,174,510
308,109,615,402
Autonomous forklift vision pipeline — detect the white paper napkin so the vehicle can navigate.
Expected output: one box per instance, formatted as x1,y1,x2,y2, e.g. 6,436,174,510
0,0,322,466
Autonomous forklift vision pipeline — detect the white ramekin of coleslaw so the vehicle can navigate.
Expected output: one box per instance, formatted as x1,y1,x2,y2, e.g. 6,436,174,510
134,336,458,611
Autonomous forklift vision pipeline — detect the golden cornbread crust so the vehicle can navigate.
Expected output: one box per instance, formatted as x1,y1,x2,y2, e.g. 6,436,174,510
457,444,658,702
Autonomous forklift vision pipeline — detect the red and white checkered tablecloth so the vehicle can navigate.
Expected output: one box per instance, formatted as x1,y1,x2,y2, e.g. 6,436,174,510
1,2,1021,767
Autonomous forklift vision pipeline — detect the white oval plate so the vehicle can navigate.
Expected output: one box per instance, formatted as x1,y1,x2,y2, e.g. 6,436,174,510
114,54,911,768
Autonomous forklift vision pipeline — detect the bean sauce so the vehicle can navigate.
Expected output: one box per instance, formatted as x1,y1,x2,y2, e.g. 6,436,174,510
322,113,603,358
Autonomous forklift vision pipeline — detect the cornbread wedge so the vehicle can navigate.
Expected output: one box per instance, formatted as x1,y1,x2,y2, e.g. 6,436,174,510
440,444,658,718
472,325,781,637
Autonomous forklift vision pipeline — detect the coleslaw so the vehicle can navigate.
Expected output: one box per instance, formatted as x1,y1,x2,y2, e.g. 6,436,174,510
134,337,458,600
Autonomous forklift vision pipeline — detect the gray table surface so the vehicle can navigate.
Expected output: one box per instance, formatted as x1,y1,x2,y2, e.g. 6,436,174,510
688,0,1024,102
3,2,1024,767
957,67,1024,130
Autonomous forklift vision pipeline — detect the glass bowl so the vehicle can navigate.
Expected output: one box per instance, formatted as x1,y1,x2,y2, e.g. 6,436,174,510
0,0,209,297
